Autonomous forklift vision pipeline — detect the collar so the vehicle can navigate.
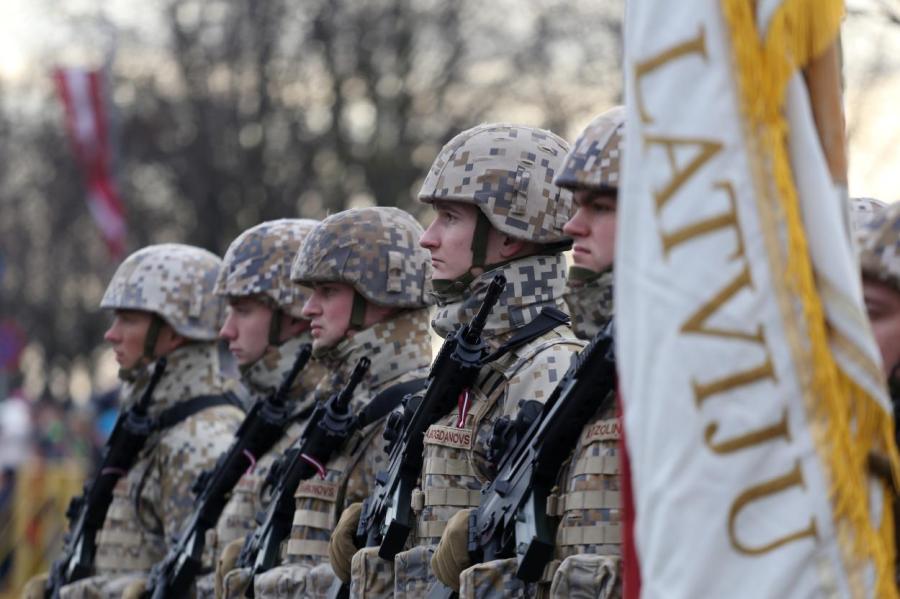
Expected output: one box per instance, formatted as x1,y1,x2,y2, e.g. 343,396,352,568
119,342,229,419
563,266,614,340
314,308,433,393
239,333,324,414
430,253,569,342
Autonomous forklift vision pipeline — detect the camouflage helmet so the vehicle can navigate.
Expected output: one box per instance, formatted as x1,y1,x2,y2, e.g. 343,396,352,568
418,123,574,246
555,106,625,193
291,207,431,322
215,219,319,319
101,243,225,341
850,197,887,234
859,201,900,294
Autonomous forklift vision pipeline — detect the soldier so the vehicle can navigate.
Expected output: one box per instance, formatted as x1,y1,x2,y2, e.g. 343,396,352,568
146,219,326,599
859,200,900,405
220,206,434,599
24,244,245,599
429,107,625,598
328,123,584,597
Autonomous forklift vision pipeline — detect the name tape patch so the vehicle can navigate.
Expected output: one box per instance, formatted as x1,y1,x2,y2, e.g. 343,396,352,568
584,418,621,444
424,424,474,450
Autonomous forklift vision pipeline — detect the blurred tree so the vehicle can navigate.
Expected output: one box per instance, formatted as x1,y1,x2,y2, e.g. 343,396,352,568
1,0,623,396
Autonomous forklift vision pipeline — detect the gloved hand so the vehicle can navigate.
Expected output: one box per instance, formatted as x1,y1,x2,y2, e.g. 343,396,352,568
121,578,147,599
216,537,246,599
328,502,362,584
22,572,49,599
431,508,474,592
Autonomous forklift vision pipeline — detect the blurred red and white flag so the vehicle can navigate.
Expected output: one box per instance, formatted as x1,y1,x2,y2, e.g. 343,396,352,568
617,0,899,596
54,67,125,258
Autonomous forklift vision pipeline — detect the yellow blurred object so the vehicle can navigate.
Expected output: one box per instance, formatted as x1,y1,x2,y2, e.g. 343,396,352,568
0,458,85,599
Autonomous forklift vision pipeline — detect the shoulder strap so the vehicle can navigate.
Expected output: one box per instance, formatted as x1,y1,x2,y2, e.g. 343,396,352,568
155,392,242,431
485,306,570,364
358,377,427,428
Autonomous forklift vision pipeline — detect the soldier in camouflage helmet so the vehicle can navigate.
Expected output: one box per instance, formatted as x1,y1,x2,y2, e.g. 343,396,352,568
328,124,583,598
220,207,434,599
859,201,900,405
430,108,625,598
24,245,246,599
130,220,327,599
850,197,887,240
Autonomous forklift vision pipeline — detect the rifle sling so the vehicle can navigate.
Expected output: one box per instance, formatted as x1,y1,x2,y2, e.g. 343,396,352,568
358,378,427,428
484,306,570,364
155,392,242,431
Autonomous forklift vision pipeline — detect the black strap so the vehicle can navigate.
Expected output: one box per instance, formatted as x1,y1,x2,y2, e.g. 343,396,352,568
485,306,570,364
358,378,428,428
155,392,242,431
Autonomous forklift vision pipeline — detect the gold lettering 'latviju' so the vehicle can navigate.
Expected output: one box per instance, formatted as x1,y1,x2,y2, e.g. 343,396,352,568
632,28,819,556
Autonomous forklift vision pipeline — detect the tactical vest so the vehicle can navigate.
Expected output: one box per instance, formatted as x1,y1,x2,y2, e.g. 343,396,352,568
414,330,584,545
93,397,243,576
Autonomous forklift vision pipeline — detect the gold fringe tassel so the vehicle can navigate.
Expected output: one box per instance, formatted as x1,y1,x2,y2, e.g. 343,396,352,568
720,0,900,596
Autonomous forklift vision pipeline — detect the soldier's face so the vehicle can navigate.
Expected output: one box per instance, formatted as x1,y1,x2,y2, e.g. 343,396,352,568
864,278,900,379
302,282,354,349
220,297,273,365
563,190,617,273
104,310,155,369
420,201,479,280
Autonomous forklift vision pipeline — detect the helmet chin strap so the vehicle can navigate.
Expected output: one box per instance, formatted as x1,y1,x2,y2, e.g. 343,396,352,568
267,307,284,346
119,314,164,382
431,211,492,295
349,291,367,330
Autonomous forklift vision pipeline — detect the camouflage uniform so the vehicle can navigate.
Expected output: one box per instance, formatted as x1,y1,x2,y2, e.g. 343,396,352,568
223,207,434,599
58,245,246,599
451,109,626,599
349,124,583,599
190,220,327,599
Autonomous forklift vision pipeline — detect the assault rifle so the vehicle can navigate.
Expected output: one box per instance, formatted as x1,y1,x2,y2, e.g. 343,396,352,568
355,274,506,559
427,321,617,599
239,356,372,597
45,358,168,599
142,344,313,599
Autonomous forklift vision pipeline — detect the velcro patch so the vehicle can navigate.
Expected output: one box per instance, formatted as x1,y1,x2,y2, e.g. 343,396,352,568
423,425,474,450
583,418,621,444
294,479,339,502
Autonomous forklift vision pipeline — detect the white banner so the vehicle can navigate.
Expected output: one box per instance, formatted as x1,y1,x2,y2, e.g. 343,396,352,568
617,1,897,597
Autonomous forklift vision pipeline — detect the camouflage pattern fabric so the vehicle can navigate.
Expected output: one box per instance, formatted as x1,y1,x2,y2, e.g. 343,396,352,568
291,207,432,309
249,308,433,599
350,547,395,598
550,396,621,561
430,254,570,340
215,219,319,319
458,558,533,599
418,123,574,245
350,257,582,598
58,343,244,599
554,107,625,193
859,201,900,293
101,244,225,341
850,196,887,236
546,554,621,599
562,267,614,340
